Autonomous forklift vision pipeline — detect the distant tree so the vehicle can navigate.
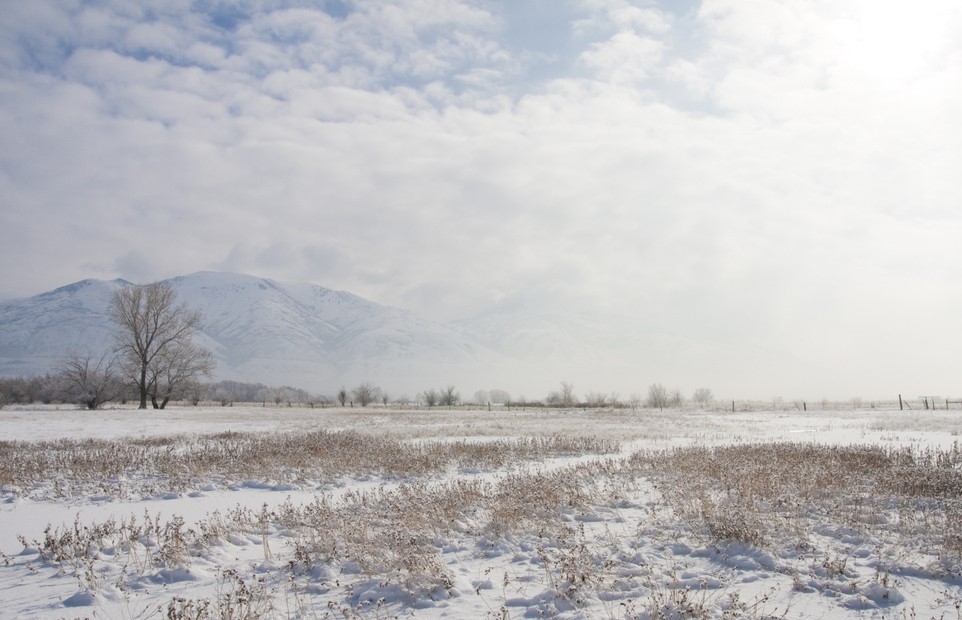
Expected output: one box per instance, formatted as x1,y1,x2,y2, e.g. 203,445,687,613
57,352,122,410
352,382,379,407
381,393,389,406
307,394,334,409
255,386,273,405
546,381,577,407
670,388,684,407
647,383,669,409
184,382,206,406
439,385,460,407
0,375,52,405
208,380,269,404
692,387,713,406
421,388,440,407
0,376,44,405
272,386,301,407
584,392,608,407
213,384,233,406
473,389,489,405
109,281,213,409
337,386,348,407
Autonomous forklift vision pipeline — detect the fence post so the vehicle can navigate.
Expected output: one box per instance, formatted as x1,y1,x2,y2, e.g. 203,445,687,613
898,394,903,411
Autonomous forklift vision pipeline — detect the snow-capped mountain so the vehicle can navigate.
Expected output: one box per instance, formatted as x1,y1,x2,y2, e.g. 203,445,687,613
0,278,130,378
0,272,508,393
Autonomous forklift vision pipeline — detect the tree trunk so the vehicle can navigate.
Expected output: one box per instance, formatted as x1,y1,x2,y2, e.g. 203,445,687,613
139,367,148,409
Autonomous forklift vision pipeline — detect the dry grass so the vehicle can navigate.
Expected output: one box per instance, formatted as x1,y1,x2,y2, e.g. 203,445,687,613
14,438,962,618
0,430,619,499
628,442,962,575
25,461,612,617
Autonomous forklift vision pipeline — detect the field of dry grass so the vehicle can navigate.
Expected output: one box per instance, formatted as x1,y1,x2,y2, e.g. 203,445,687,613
1,406,961,619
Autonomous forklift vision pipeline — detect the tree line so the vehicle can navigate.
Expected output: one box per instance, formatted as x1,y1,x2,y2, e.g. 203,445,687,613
0,373,715,411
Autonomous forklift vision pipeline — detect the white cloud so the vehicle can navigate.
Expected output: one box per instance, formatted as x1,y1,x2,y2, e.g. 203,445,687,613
580,32,665,84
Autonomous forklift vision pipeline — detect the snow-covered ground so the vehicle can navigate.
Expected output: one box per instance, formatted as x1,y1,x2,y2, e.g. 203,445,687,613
1,404,960,619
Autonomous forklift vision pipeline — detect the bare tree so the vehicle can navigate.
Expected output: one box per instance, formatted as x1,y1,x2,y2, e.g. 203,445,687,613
647,383,669,409
183,382,207,406
337,386,348,407
439,385,460,407
546,381,577,407
421,388,440,407
692,387,713,406
57,352,121,410
254,386,273,405
109,281,214,409
213,381,238,404
352,382,379,407
584,391,608,407
147,340,213,409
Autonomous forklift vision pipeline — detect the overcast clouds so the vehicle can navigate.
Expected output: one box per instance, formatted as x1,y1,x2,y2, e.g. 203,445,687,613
2,0,961,398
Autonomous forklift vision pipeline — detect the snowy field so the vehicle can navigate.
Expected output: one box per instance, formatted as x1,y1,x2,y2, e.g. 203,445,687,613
1,404,960,619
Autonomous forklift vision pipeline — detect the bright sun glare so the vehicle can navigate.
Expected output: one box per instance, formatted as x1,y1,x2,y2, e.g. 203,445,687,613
835,0,955,83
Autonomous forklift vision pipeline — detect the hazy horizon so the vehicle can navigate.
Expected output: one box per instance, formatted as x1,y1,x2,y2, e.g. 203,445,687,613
2,1,960,399
0,270,946,403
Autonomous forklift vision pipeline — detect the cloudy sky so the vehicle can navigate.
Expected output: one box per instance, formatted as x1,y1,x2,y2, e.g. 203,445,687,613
2,0,961,398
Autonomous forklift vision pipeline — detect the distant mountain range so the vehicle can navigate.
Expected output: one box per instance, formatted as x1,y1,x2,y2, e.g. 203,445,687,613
0,271,812,398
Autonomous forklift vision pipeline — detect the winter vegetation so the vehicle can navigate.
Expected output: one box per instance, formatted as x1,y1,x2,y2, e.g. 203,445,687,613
5,371,962,417
1,404,961,620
